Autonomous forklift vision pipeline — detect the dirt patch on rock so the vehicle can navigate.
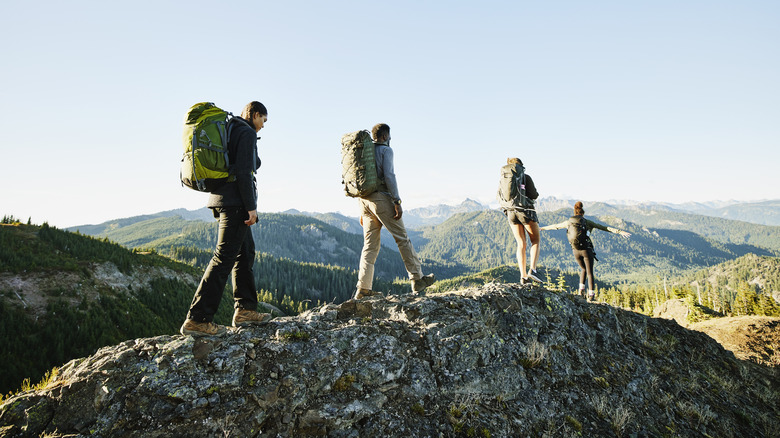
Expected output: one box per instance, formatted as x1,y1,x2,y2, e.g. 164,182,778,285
691,316,780,366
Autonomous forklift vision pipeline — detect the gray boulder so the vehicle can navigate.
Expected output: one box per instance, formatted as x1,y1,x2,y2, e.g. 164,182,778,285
1,284,778,437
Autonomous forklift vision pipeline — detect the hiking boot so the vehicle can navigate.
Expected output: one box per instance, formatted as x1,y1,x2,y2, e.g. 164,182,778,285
354,288,382,300
232,308,272,327
528,270,543,283
412,274,436,293
180,319,227,337
521,277,530,285
587,291,596,302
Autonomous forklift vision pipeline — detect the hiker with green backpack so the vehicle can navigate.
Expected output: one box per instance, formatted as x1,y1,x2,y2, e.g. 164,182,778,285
179,101,272,337
540,201,631,301
497,157,543,284
341,123,435,299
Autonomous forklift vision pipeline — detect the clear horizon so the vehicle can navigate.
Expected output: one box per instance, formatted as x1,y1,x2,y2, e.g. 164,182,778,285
33,196,777,229
3,1,778,229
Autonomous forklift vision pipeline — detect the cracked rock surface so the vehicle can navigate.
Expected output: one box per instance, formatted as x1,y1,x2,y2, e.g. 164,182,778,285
1,283,778,437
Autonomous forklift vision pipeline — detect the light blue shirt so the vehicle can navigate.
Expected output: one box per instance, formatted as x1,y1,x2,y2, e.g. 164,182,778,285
374,143,400,201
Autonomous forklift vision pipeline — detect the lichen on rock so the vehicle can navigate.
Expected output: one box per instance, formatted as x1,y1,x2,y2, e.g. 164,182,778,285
1,283,778,437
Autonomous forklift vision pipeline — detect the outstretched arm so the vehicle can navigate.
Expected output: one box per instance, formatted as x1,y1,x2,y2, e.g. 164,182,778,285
607,227,631,238
539,221,568,231
587,219,631,238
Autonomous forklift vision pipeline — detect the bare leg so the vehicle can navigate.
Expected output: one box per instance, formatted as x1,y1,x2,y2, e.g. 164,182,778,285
524,221,541,272
509,221,528,277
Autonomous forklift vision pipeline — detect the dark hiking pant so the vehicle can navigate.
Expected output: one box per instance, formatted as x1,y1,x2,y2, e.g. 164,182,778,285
187,208,258,322
573,248,596,291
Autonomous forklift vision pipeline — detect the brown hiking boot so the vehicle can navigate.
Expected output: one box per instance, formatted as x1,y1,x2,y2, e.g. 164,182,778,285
180,319,227,337
354,288,382,300
412,273,436,293
232,308,272,327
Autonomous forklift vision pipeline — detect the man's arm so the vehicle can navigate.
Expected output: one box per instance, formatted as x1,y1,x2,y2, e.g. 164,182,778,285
393,203,402,220
234,128,259,213
381,147,401,202
245,210,257,225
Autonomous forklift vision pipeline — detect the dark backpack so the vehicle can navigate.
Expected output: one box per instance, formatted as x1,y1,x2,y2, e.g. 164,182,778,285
567,215,592,250
497,163,533,210
181,102,236,192
341,130,380,197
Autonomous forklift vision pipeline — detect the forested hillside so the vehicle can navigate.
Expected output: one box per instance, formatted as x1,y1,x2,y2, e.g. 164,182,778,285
412,209,775,283
584,203,780,252
0,218,407,395
72,207,780,286
67,208,215,235
284,210,364,234
0,219,209,394
591,253,780,319
72,213,412,281
169,245,407,312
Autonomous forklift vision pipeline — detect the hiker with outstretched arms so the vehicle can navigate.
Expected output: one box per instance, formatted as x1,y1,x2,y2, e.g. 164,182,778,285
540,201,631,301
180,101,271,337
350,123,436,299
497,157,542,284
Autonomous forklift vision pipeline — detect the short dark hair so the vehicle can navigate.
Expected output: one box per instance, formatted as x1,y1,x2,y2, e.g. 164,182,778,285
241,101,267,120
574,201,585,216
372,123,390,141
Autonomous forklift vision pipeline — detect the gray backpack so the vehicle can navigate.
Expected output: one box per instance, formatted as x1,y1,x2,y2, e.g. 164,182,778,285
497,163,534,210
340,130,379,197
567,216,592,250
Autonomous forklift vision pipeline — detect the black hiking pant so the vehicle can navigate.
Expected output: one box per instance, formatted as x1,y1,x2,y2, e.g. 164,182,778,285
573,248,596,291
187,207,258,322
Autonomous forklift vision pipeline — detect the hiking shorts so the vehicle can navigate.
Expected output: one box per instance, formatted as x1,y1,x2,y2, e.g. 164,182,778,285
506,209,537,225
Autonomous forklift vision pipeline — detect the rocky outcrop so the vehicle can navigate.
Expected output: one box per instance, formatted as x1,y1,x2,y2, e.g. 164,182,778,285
652,298,692,326
653,298,724,327
1,284,778,437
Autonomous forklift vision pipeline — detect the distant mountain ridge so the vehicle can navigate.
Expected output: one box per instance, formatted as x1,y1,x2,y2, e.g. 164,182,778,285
71,213,411,282
66,200,780,285
412,209,780,283
583,203,780,253
556,198,780,226
402,198,488,227
286,198,491,230
68,197,780,237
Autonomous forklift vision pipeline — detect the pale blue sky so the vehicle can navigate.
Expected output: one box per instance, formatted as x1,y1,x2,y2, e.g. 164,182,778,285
2,1,778,228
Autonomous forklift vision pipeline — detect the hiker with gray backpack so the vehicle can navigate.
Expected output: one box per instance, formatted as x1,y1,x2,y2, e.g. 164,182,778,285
497,157,543,285
540,201,631,301
340,123,435,299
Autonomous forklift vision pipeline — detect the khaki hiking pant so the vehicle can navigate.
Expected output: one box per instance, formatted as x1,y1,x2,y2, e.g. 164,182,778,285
357,192,422,290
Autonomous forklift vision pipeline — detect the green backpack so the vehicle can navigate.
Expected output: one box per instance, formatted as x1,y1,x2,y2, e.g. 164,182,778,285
181,102,236,192
340,130,379,197
497,163,534,210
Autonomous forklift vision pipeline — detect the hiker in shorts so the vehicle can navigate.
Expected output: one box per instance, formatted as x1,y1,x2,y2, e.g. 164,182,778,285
497,158,542,284
180,101,271,337
540,201,631,301
354,123,436,299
